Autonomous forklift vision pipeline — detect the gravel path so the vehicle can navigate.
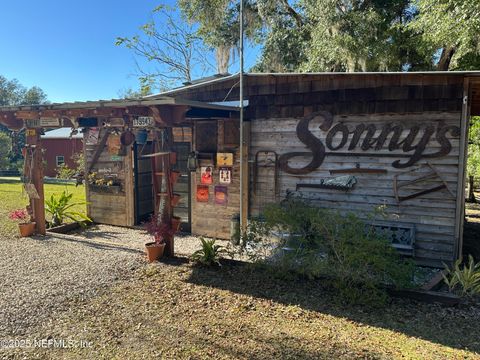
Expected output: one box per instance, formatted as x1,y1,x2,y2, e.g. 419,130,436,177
0,224,230,338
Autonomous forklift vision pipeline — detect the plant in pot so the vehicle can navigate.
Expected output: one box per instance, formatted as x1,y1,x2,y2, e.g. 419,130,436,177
9,208,36,237
144,215,174,262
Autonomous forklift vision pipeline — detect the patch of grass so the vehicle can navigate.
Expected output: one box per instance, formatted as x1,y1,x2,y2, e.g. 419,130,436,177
11,260,480,359
0,177,86,237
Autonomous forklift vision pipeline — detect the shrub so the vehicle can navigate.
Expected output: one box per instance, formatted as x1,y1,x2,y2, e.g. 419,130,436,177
45,191,91,227
191,238,224,266
443,255,480,297
242,193,415,305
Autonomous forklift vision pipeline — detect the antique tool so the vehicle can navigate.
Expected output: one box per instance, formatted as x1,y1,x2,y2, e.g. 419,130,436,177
253,150,279,195
330,164,387,175
393,163,455,203
296,175,357,191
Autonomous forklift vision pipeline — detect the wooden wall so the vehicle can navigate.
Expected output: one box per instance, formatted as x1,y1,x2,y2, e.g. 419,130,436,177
168,73,467,266
190,119,240,239
84,127,134,227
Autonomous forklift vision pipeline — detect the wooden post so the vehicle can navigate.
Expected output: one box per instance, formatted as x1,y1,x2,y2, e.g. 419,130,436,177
454,77,471,260
26,129,46,235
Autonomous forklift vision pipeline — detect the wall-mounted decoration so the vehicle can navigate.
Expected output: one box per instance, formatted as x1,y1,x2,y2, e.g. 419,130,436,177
215,186,228,205
296,175,357,191
107,134,122,155
200,166,213,185
278,111,461,174
219,167,232,184
104,118,124,127
110,155,123,162
217,153,233,166
133,116,154,127
26,129,36,137
120,130,135,146
393,163,455,203
25,119,40,128
85,128,99,145
196,185,209,202
187,152,198,171
78,117,98,127
39,118,60,127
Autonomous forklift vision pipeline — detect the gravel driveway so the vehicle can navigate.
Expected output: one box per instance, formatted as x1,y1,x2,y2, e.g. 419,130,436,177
0,224,229,339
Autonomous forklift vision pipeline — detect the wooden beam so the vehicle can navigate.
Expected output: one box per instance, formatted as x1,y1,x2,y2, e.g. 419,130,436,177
0,112,23,130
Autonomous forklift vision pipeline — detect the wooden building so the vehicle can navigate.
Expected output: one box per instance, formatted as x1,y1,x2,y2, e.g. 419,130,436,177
41,128,83,177
1,72,480,266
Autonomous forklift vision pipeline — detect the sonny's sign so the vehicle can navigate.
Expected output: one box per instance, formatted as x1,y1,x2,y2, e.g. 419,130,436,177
278,111,461,174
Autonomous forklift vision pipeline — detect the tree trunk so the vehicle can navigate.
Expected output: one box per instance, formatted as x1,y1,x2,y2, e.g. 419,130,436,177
468,175,477,203
437,46,456,71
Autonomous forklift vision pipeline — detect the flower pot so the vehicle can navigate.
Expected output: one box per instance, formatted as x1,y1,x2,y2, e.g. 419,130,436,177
171,216,182,233
170,170,181,185
145,242,166,262
136,129,148,145
171,193,181,207
18,222,36,237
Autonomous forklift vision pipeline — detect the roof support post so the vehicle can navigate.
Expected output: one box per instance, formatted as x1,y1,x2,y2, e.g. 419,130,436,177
26,129,46,235
239,0,246,233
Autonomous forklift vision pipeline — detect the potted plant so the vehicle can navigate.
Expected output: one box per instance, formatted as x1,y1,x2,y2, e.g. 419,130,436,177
9,208,36,237
144,215,174,262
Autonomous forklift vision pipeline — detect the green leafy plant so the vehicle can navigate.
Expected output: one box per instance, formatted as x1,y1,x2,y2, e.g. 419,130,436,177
191,238,224,267
45,191,91,227
241,193,415,306
442,255,480,297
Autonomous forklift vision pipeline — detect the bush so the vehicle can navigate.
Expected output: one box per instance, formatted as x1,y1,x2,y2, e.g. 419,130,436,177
191,238,224,266
241,193,415,305
45,191,91,227
443,255,480,297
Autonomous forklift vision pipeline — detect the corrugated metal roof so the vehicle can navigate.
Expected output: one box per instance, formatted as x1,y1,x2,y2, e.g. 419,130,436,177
41,128,83,139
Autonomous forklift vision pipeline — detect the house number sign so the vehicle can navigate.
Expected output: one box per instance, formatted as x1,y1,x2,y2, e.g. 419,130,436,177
133,116,154,127
279,111,461,174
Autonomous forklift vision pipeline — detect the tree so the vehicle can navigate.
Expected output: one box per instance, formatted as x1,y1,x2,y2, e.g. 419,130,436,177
409,0,480,70
116,5,216,92
0,132,11,169
0,75,49,170
467,117,480,202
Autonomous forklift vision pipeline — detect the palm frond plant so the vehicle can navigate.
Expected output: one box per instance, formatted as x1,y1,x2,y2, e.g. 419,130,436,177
45,191,91,227
442,255,480,297
191,238,225,266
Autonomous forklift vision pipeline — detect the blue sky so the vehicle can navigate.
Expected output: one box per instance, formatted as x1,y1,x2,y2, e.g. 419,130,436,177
0,1,259,103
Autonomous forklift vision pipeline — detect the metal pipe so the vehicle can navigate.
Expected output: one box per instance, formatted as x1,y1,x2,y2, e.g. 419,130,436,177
239,0,245,234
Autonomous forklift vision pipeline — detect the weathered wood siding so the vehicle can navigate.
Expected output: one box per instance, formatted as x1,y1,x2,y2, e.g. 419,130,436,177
246,75,464,266
84,128,134,227
191,119,240,239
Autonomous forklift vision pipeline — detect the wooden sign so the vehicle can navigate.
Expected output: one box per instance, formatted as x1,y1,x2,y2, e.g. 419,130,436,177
86,128,99,145
279,111,461,174
133,116,154,127
26,129,36,136
40,118,60,127
25,119,40,128
217,153,233,166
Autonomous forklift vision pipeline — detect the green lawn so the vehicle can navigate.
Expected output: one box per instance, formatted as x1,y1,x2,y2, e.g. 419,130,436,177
0,177,86,237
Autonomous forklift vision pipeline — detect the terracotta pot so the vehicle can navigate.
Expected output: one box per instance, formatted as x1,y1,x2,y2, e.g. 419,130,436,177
145,242,166,262
171,193,181,207
170,170,181,185
169,152,177,165
171,216,182,233
18,222,36,237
